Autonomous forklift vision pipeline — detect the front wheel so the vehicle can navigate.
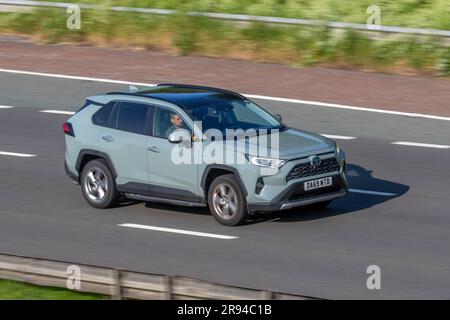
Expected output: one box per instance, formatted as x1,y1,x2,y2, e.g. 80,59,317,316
80,159,119,209
207,174,248,226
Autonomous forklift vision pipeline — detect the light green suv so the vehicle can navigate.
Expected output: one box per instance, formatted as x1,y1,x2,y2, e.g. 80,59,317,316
64,84,348,226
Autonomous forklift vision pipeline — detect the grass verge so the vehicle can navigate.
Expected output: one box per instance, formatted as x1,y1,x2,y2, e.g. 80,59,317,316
0,7,449,77
0,279,107,300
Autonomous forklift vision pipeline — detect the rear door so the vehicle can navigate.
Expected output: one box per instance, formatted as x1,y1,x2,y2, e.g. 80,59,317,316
98,101,152,188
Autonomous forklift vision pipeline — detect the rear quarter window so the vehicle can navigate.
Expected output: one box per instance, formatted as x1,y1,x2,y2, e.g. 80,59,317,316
92,103,114,126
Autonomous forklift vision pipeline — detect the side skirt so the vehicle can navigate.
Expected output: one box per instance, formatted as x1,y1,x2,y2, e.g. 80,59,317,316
117,182,206,204
124,193,207,208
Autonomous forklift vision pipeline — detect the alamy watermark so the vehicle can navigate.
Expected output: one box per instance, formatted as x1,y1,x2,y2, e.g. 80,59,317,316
366,5,381,30
66,264,81,290
366,265,381,290
169,124,282,176
66,4,81,30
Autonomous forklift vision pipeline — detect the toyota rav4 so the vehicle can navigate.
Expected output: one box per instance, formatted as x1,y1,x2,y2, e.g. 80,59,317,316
64,84,348,226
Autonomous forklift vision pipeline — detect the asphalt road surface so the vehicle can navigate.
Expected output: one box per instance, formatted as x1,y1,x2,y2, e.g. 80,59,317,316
0,71,449,299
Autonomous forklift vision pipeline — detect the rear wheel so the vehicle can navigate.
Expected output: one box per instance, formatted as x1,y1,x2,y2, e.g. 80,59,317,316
207,174,248,226
80,159,119,208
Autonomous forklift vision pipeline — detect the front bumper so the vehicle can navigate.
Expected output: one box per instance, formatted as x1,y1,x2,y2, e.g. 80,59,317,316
247,173,348,213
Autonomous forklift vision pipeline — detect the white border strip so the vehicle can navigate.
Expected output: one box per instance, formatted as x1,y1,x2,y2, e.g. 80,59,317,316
40,110,75,115
118,223,239,240
0,151,36,157
349,189,398,196
1,68,449,121
0,105,15,109
391,141,450,149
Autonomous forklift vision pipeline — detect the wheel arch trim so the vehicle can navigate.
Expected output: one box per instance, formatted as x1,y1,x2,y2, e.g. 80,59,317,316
75,149,118,178
200,164,248,197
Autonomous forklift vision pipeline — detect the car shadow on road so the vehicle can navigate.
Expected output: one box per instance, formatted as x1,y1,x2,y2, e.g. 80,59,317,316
143,202,211,216
250,163,410,224
139,163,409,224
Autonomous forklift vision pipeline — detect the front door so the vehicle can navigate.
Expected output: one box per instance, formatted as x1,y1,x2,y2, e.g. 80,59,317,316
146,107,200,202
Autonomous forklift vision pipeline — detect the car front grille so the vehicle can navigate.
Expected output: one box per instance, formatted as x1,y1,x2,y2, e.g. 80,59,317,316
286,157,341,182
288,185,342,201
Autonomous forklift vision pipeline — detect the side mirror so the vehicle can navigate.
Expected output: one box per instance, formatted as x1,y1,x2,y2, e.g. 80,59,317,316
274,114,282,122
168,128,192,145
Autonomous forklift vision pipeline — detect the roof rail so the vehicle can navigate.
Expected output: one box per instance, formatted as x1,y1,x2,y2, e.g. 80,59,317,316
105,83,246,108
106,91,144,97
156,83,245,99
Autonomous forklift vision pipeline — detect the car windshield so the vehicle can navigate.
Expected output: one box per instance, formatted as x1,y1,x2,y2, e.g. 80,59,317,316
184,98,285,137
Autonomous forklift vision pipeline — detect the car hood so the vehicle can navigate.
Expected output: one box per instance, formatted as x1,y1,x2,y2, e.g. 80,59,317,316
223,128,336,160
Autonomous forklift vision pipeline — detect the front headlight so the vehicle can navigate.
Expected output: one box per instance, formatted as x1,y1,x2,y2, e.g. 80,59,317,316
245,155,287,170
335,143,346,171
336,143,345,161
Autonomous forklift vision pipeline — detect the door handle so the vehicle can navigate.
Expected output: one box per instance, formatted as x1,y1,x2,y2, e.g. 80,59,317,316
101,135,114,142
147,146,160,153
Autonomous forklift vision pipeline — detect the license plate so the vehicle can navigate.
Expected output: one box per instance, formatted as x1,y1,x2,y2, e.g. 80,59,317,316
304,177,332,191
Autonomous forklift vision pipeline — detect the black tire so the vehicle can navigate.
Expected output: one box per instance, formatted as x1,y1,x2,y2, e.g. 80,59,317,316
207,174,248,226
80,159,119,209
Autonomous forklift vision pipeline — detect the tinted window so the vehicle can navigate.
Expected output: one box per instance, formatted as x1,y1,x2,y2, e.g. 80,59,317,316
184,99,282,134
231,101,270,126
116,102,149,135
92,103,114,126
107,103,119,128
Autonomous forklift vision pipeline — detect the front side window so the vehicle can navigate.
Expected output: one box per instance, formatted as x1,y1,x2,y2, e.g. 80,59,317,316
153,108,191,139
116,102,149,135
184,98,284,135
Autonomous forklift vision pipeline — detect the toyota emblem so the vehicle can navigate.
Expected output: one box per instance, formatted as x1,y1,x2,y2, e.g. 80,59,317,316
310,156,321,167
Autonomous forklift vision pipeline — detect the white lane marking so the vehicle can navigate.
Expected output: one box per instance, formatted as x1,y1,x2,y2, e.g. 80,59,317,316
0,68,155,86
40,109,75,115
391,141,450,149
0,105,15,109
118,223,239,240
0,68,449,121
0,151,36,157
245,94,450,122
320,134,356,140
349,189,398,196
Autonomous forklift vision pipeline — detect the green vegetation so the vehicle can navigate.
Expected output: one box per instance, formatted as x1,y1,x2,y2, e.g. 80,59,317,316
0,279,106,299
0,1,449,76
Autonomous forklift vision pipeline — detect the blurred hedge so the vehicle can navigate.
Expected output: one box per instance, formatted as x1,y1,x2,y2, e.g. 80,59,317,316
1,6,449,76
38,0,450,30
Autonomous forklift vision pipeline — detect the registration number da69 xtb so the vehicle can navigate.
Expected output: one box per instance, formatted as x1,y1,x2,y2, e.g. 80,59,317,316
304,176,332,191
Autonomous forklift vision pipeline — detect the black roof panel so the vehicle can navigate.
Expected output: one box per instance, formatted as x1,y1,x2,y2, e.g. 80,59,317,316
107,84,245,109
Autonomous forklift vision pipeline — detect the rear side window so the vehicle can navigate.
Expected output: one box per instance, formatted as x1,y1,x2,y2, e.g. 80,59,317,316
116,102,149,135
92,103,114,126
